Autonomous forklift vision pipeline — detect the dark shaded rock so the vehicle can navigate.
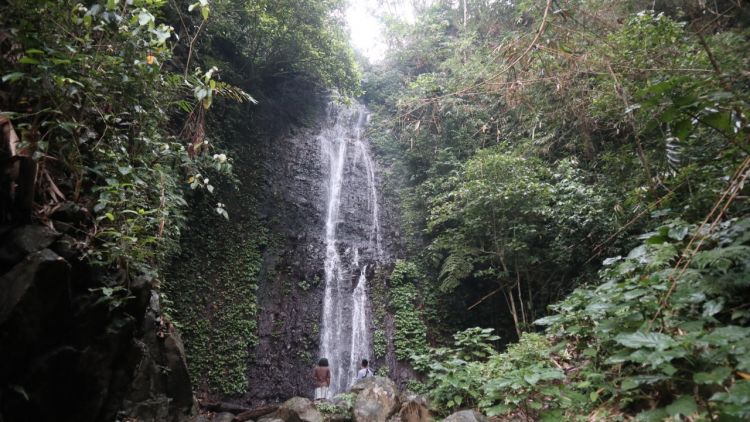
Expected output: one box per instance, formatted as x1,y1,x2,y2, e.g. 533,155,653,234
442,410,488,422
213,412,236,422
164,332,194,414
119,396,171,422
51,201,85,224
50,234,79,261
118,292,195,422
353,377,399,422
203,402,251,414
0,225,195,422
0,225,60,268
0,248,68,324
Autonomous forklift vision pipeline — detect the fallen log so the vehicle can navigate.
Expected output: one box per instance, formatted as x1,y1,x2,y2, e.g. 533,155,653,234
202,401,251,414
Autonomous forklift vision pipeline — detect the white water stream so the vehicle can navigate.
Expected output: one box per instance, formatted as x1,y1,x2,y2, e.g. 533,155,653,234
318,102,381,396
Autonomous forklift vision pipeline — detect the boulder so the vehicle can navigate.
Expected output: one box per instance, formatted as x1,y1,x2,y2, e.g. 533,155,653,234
0,248,69,324
0,225,60,266
396,393,431,422
163,331,195,414
51,201,86,224
353,377,400,422
260,397,323,422
331,393,355,413
50,234,79,260
442,410,487,422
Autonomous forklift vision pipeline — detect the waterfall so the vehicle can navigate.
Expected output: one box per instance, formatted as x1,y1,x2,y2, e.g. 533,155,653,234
318,102,380,397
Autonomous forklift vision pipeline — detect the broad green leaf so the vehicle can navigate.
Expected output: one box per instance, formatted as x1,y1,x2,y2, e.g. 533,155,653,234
19,56,40,65
702,111,732,133
703,299,724,317
615,331,675,350
665,396,697,417
694,367,731,385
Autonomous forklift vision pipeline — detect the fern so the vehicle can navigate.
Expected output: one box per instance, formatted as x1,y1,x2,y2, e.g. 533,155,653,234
439,248,474,292
691,245,750,274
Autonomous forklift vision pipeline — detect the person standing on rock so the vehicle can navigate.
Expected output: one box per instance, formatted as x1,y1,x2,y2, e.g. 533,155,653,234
312,358,331,400
356,359,373,379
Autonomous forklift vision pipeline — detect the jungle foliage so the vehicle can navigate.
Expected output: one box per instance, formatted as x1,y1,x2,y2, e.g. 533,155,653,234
0,0,359,277
367,0,750,419
1,0,360,397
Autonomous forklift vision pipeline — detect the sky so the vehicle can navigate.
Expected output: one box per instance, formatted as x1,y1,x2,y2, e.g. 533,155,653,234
345,0,417,62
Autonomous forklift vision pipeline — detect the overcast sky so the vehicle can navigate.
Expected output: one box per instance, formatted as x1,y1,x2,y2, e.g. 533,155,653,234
346,0,418,62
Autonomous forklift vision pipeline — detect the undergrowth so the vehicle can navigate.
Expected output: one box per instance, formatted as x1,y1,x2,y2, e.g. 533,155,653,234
418,217,750,420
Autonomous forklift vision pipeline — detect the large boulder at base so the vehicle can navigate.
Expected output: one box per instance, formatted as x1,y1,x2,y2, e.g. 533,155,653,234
442,410,487,422
260,397,323,422
353,377,400,422
395,393,431,422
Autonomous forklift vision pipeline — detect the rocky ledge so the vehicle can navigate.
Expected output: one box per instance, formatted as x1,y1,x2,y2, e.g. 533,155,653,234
0,223,195,422
196,376,487,422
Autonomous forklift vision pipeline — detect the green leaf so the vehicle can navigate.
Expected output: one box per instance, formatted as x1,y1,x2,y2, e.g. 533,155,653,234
673,119,693,141
138,10,153,26
620,378,639,391
2,72,25,82
694,367,731,385
702,111,732,133
524,372,541,385
19,56,40,65
703,299,724,317
635,408,668,422
615,331,675,350
667,225,689,241
665,396,697,417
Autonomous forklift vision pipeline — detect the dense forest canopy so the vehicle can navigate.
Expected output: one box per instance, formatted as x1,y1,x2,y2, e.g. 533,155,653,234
360,0,750,419
1,0,749,421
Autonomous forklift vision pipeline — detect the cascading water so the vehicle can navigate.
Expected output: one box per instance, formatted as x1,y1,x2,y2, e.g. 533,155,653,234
319,102,381,397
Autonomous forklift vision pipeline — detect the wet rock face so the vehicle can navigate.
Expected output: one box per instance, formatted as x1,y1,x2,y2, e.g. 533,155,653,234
243,108,329,403
244,99,398,403
0,224,195,422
